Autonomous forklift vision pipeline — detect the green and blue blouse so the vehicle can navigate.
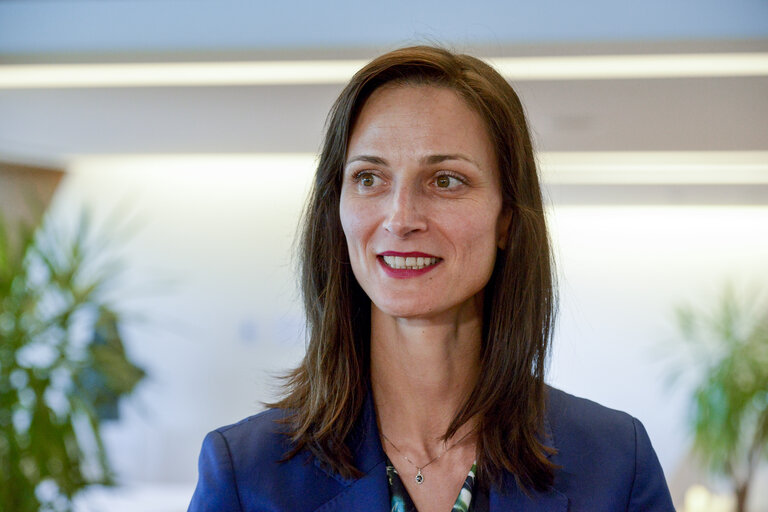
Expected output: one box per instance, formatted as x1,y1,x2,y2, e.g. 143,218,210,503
385,457,488,512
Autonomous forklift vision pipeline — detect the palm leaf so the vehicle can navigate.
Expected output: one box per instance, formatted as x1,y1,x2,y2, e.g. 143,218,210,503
0,208,146,512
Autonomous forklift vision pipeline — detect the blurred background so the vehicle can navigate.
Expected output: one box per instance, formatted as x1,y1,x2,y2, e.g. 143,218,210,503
1,1,767,511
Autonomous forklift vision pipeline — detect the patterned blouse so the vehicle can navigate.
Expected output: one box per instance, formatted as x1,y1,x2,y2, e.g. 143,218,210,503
385,457,488,512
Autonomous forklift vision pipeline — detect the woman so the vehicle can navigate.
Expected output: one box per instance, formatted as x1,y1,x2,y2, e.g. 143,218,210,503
188,46,675,512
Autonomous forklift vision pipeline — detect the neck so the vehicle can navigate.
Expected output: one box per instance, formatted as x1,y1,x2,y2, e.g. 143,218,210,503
370,299,483,452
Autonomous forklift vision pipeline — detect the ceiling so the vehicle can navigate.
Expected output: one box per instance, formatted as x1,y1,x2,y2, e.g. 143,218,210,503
0,1,766,170
1,0,767,55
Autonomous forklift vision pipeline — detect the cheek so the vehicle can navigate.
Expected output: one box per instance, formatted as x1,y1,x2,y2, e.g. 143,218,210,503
445,203,502,247
339,197,370,257
339,199,377,291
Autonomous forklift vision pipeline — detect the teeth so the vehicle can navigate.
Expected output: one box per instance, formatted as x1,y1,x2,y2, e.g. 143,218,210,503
382,255,439,270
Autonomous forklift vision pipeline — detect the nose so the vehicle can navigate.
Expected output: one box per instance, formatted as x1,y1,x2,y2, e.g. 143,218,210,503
382,184,427,238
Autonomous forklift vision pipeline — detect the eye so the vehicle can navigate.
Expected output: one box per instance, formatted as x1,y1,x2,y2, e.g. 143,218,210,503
434,173,465,189
353,171,381,188
361,173,375,187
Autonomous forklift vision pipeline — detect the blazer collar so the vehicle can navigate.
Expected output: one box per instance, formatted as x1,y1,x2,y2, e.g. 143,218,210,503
313,389,568,512
313,391,389,512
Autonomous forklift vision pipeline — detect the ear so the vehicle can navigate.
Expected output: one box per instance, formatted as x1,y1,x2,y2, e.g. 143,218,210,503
496,208,513,250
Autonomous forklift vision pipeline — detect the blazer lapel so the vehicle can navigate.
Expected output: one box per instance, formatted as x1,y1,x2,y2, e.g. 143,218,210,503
313,459,390,512
312,391,389,512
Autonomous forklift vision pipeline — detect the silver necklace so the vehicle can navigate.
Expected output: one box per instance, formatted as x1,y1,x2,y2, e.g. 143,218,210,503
380,429,474,485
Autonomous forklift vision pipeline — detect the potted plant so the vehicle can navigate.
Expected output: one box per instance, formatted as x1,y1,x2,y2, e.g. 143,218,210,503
672,285,768,512
0,211,146,512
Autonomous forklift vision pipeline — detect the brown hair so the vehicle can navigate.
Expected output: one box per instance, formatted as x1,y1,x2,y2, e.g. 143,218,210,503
273,45,557,491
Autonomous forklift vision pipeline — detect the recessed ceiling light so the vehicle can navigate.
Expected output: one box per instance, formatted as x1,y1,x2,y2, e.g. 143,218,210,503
539,151,768,184
488,53,768,80
0,53,766,89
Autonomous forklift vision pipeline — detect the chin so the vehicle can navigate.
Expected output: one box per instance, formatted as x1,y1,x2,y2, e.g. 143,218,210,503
371,297,437,319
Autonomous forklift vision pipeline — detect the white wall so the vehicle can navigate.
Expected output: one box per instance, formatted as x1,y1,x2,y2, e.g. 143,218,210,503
53,155,315,486
548,206,768,473
53,155,768,502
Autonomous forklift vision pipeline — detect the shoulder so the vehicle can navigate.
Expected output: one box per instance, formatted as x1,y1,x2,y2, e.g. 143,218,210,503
544,387,675,511
211,408,292,464
546,386,638,448
188,408,345,512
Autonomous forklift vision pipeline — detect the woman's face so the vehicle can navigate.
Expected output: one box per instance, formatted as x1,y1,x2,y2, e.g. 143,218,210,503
339,85,510,320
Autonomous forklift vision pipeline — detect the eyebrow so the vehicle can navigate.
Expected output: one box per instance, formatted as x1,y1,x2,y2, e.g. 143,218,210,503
345,155,388,167
423,153,478,167
345,153,479,168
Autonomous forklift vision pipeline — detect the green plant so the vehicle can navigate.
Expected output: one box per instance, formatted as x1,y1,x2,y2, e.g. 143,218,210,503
0,211,146,512
673,285,768,512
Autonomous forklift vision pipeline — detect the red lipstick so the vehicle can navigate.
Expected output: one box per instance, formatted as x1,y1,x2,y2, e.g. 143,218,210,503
377,251,442,279
379,251,436,258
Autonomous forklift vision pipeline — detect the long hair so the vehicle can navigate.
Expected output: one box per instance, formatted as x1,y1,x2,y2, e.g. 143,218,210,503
272,45,558,491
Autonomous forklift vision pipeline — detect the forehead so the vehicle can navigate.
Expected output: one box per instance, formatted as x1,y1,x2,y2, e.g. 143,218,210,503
347,84,496,165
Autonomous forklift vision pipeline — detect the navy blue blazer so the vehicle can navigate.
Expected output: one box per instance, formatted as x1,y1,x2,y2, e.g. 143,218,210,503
188,387,675,511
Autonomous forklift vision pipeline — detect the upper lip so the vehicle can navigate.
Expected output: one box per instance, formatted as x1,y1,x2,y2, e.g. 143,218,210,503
378,251,439,258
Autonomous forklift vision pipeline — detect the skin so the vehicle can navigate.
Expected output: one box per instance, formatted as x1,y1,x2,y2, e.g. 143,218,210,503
339,84,510,512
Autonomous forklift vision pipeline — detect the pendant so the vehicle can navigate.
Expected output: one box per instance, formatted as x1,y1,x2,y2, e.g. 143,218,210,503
415,468,424,484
